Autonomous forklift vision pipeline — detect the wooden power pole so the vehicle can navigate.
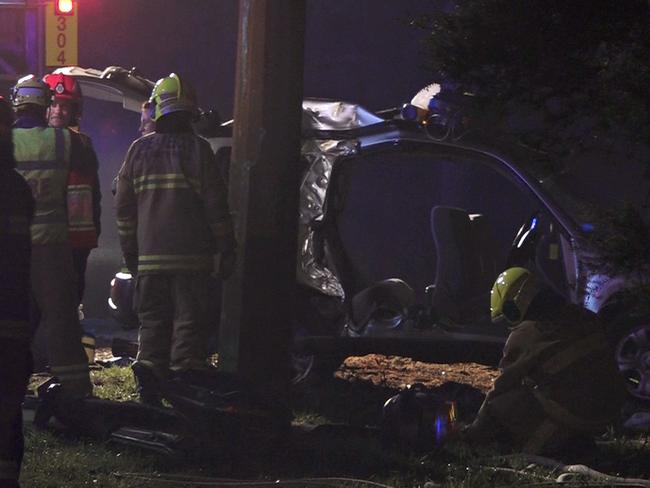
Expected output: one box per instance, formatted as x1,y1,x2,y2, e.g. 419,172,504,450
219,0,306,396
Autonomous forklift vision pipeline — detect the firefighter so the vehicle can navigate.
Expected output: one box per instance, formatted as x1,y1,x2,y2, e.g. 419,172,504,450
43,72,101,315
115,73,235,405
464,267,626,456
11,75,92,398
110,101,153,197
0,96,33,488
139,101,155,137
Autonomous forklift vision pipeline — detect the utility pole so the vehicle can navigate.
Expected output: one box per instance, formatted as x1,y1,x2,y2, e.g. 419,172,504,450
220,0,305,396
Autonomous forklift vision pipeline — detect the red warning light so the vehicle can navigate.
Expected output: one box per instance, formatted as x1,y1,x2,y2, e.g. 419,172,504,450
55,0,74,16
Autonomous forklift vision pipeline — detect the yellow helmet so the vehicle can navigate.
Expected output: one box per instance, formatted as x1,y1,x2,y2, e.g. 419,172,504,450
490,267,539,325
148,73,197,121
11,74,52,108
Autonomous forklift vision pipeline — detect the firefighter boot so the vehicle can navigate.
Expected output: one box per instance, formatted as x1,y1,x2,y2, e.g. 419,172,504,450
132,362,166,408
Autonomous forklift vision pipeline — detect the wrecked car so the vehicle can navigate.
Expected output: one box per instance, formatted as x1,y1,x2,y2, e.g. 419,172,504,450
61,66,650,399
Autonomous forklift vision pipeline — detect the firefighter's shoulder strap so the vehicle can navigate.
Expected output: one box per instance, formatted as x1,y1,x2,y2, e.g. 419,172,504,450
539,331,609,375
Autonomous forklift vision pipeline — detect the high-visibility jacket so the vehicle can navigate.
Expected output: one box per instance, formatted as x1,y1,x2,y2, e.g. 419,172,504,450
0,167,34,341
13,127,71,245
67,130,101,249
115,131,233,274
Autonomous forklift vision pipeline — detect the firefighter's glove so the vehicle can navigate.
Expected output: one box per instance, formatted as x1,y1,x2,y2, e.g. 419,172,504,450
215,249,236,280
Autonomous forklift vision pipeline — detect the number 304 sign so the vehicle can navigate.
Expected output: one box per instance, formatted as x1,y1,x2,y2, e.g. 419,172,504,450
45,0,78,67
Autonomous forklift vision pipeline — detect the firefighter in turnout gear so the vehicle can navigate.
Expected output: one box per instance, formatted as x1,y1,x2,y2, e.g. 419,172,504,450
44,73,102,310
0,96,33,488
464,267,626,456
11,75,92,398
115,73,235,405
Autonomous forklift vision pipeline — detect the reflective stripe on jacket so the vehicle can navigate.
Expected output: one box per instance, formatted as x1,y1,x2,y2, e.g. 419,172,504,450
67,130,101,249
14,127,71,244
67,169,98,248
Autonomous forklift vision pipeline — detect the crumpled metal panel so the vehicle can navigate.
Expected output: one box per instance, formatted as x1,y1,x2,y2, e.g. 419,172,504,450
296,138,360,298
302,100,384,131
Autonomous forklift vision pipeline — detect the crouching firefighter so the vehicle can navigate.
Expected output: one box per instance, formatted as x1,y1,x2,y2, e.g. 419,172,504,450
115,73,236,406
0,96,34,488
464,267,626,456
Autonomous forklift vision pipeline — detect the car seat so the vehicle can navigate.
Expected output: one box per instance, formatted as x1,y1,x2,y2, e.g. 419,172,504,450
427,206,497,324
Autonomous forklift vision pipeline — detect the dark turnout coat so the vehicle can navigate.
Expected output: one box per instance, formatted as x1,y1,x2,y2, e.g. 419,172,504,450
467,304,626,455
0,166,33,341
115,128,233,274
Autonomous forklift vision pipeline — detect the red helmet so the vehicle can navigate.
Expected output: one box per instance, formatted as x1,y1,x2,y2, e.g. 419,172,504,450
43,73,82,109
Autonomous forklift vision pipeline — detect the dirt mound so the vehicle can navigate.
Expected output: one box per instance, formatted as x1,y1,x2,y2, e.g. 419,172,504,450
338,354,498,393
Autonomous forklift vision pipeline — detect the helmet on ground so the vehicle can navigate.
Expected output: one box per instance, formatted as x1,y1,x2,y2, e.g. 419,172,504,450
11,75,52,108
149,73,197,121
490,267,539,325
43,73,83,110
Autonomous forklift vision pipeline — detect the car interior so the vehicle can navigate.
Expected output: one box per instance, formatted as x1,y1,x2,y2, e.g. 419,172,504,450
320,145,555,330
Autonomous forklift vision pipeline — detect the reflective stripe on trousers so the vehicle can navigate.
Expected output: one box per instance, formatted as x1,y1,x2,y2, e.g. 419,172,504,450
135,273,213,371
116,217,136,238
137,254,213,273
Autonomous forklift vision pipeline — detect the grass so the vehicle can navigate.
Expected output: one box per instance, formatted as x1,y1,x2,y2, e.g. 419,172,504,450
89,366,138,402
20,365,650,487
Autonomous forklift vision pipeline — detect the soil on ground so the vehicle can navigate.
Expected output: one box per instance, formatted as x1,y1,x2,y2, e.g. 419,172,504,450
97,345,499,393
338,354,498,393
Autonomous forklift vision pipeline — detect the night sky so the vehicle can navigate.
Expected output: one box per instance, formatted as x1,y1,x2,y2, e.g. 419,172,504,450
79,0,434,117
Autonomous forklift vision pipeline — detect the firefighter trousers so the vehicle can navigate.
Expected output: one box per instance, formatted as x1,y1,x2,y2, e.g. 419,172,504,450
72,248,91,304
0,340,31,488
31,244,92,397
135,273,214,374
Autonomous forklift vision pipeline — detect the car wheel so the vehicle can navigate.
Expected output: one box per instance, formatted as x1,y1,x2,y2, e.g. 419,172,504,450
614,320,650,401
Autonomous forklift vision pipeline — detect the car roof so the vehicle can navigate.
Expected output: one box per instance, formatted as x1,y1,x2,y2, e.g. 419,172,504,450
57,65,385,132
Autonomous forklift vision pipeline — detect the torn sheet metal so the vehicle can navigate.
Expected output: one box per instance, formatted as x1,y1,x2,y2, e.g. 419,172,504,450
302,99,383,131
297,138,360,298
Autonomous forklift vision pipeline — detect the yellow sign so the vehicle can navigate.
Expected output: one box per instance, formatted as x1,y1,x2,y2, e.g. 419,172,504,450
45,0,78,67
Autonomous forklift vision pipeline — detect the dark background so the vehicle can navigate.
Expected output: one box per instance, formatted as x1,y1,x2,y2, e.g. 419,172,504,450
73,0,434,318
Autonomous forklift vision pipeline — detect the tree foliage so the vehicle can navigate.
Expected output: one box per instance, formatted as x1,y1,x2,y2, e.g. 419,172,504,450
416,0,650,165
416,0,650,283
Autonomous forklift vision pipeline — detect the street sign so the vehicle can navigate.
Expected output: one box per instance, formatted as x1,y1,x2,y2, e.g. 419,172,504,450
45,0,77,67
